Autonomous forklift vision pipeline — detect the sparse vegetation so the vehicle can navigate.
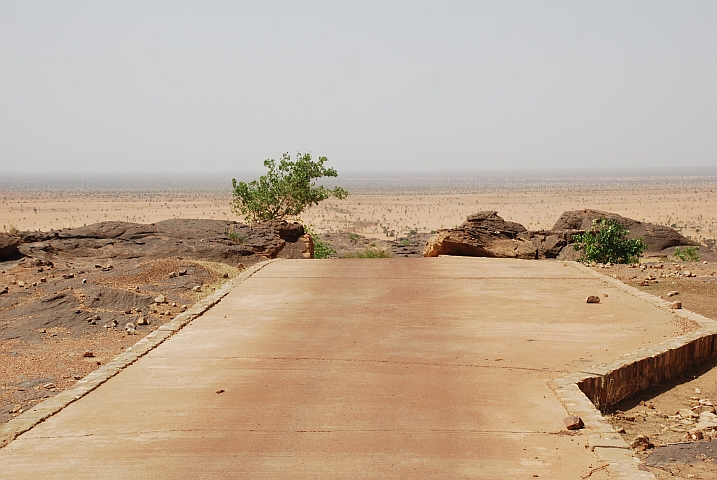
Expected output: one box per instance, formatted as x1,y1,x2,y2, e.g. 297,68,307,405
226,226,247,244
304,225,335,259
344,249,390,258
231,152,348,222
673,246,700,262
572,218,647,264
348,232,360,243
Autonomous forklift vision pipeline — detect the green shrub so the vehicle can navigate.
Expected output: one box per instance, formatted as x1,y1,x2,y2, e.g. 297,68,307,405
348,233,360,243
303,225,334,259
572,218,647,264
232,152,348,222
313,236,336,259
226,226,247,244
344,249,390,258
674,246,700,262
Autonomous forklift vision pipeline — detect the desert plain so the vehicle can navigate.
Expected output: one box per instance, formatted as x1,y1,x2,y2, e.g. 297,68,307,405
2,173,716,251
2,171,717,479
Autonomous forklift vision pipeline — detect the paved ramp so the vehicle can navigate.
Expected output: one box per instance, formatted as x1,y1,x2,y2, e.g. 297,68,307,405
0,258,680,478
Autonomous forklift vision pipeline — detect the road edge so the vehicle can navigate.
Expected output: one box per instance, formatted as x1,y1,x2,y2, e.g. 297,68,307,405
0,258,281,449
548,261,717,480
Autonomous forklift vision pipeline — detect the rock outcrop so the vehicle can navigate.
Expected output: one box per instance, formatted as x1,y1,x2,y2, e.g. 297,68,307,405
16,219,311,265
424,209,698,259
425,211,553,259
552,210,698,253
0,233,20,260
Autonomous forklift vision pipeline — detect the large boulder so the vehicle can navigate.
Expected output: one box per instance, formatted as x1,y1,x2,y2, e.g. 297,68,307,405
552,210,698,253
424,211,538,259
0,233,20,260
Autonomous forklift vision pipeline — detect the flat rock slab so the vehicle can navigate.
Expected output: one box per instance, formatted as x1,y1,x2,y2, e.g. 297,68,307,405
645,442,717,465
0,258,681,479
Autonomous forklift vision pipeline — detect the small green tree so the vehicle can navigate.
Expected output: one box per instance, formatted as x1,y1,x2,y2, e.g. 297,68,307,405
572,218,647,264
232,152,348,222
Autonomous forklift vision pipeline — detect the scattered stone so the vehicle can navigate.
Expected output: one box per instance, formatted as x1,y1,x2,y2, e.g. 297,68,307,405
164,310,171,316
136,316,149,325
40,277,47,283
171,302,176,307
124,309,132,314
216,389,225,394
83,350,95,358
564,416,584,430
178,268,188,276
586,296,601,304
82,278,87,283
192,286,202,292
617,427,626,434
629,434,654,451
667,291,679,297
689,428,704,441
17,281,25,288
43,383,54,389
168,271,177,279
683,271,692,277
62,273,74,279
125,323,136,335
181,304,187,311
0,286,8,295
671,301,682,309
155,295,167,304
222,272,229,278
679,408,698,419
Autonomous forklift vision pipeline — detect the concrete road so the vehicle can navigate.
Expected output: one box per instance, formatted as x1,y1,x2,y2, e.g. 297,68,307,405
0,258,680,479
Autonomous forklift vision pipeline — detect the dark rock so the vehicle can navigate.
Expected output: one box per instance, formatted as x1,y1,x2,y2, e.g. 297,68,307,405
586,296,601,304
564,416,584,430
0,233,20,260
552,209,698,253
15,218,311,266
424,209,701,259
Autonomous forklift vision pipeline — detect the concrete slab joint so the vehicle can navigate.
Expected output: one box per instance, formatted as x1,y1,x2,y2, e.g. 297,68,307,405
0,259,281,449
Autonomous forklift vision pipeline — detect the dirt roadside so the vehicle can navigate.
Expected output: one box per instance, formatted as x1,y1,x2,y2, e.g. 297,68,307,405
596,259,717,479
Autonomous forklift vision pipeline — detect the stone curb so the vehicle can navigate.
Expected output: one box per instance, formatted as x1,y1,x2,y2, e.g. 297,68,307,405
0,259,280,449
548,261,717,480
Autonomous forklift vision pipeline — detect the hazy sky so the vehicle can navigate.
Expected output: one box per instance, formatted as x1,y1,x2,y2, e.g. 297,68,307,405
1,1,716,174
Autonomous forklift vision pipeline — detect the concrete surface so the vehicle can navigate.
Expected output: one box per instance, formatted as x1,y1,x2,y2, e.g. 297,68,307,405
0,258,684,479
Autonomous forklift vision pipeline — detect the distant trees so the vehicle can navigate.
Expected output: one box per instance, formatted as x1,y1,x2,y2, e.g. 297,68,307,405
232,153,348,222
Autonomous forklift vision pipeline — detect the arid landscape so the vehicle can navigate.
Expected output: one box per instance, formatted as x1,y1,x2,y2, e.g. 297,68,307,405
2,172,717,477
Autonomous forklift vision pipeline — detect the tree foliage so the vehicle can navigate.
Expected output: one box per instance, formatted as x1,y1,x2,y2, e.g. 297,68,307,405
232,153,348,222
572,218,647,264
